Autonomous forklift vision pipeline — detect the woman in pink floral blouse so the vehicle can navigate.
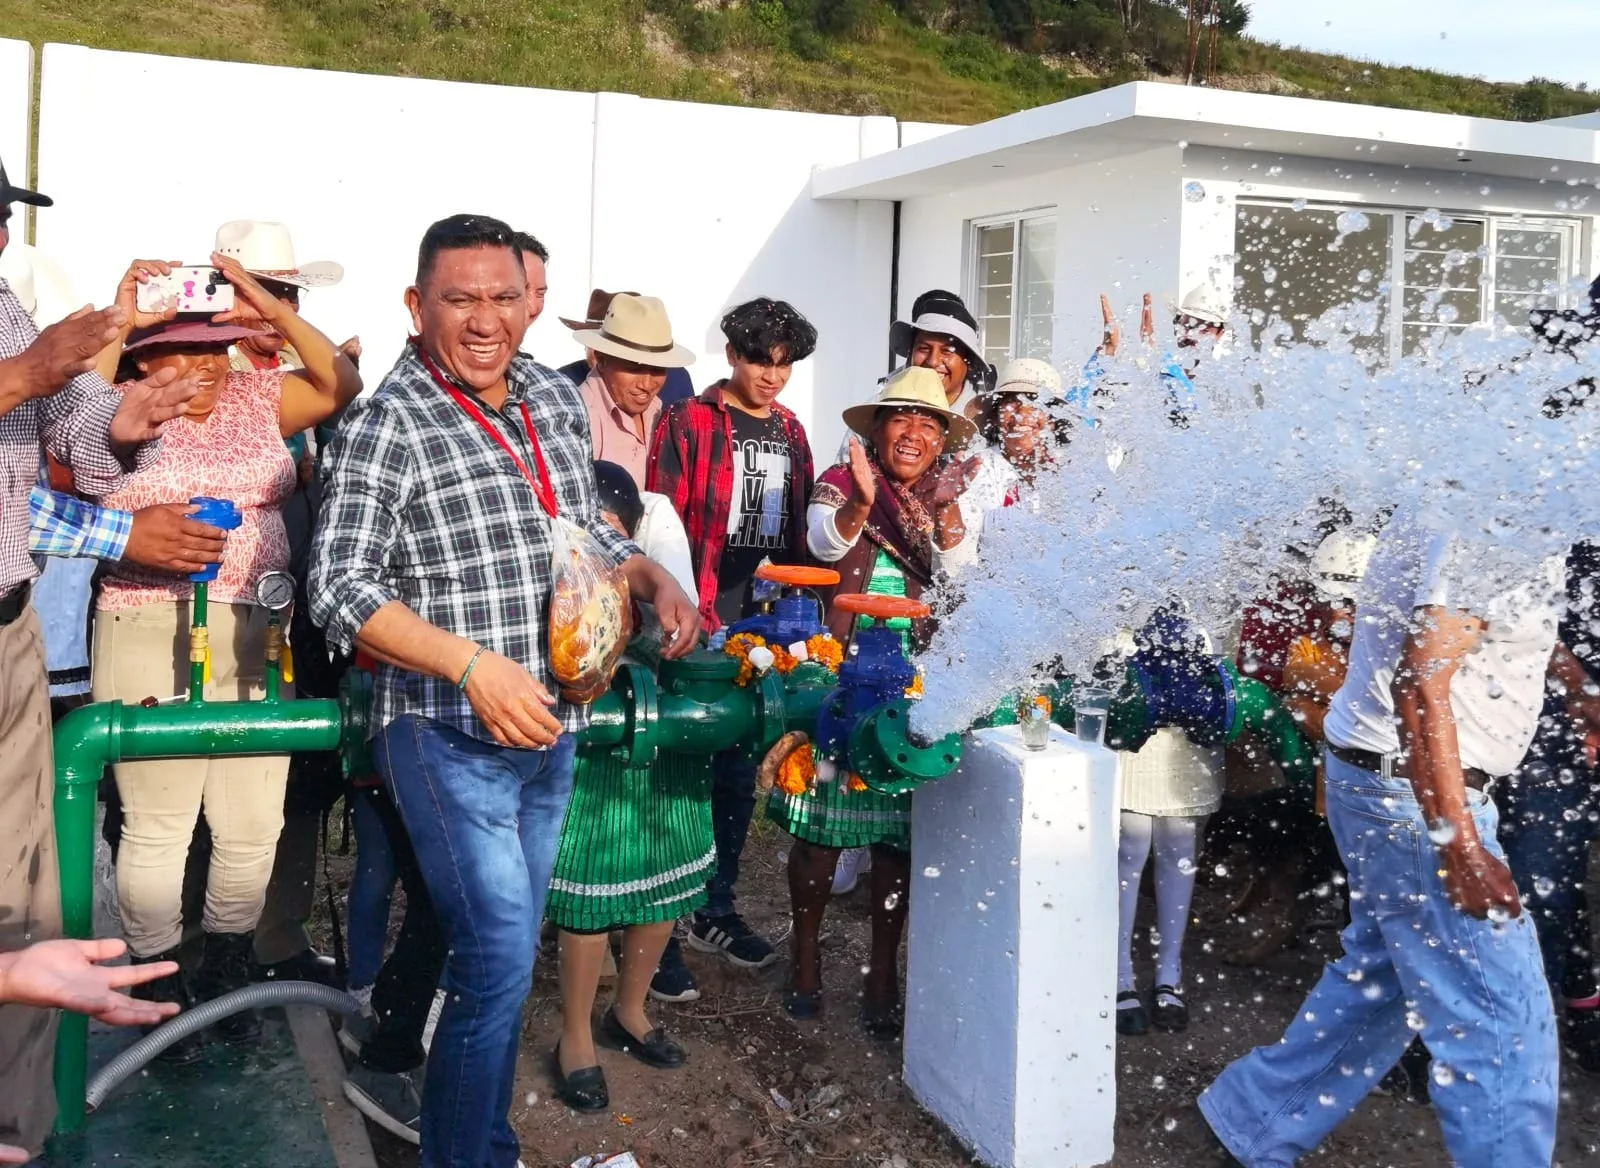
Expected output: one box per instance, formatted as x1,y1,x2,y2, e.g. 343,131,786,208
89,253,360,1058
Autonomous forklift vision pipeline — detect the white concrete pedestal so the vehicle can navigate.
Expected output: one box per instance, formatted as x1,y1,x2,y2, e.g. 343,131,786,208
903,725,1120,1168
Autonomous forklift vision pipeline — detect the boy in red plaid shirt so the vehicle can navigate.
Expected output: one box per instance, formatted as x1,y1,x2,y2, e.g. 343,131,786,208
646,298,817,997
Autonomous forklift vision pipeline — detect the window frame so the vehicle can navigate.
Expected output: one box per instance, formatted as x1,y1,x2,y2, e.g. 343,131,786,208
965,208,1058,367
1235,198,1586,361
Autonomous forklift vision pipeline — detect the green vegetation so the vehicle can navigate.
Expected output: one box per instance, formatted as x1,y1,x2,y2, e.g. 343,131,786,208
5,0,1598,127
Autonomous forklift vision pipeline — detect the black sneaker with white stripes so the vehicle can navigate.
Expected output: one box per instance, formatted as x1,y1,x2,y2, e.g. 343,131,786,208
687,912,777,969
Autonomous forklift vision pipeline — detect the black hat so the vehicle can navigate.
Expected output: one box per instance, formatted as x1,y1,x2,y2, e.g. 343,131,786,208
0,156,51,209
890,289,984,368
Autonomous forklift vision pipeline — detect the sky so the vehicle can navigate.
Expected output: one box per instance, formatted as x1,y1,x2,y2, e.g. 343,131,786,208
1244,0,1600,90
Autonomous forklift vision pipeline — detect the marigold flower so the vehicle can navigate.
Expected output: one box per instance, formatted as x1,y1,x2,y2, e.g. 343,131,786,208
776,746,816,796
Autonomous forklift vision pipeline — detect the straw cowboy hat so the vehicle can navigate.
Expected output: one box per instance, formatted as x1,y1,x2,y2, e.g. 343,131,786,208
569,293,694,368
559,287,640,333
842,366,978,454
213,220,344,289
986,356,1064,401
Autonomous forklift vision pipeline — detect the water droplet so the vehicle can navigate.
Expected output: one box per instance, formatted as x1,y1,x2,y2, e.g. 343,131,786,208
1405,1009,1426,1032
1317,1093,1336,1106
1336,210,1370,235
976,901,989,912
1184,181,1206,203
1533,875,1555,898
1432,1063,1456,1088
1163,1117,1178,1132
884,892,901,910
1426,821,1458,846
922,866,941,878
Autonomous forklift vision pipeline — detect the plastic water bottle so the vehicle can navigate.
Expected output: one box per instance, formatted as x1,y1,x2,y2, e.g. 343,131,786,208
186,497,241,582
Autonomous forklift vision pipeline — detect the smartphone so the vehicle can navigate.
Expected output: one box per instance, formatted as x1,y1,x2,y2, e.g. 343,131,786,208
135,267,235,315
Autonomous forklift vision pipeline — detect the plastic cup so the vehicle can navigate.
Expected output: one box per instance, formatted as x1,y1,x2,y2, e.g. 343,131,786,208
187,497,241,583
1019,689,1053,751
1073,685,1112,746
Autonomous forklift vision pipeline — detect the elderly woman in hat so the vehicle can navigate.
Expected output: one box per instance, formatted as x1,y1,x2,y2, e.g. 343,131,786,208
87,253,360,1061
768,366,976,1035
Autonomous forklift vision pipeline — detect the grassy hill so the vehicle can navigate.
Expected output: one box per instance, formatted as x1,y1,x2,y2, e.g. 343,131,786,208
6,0,1599,129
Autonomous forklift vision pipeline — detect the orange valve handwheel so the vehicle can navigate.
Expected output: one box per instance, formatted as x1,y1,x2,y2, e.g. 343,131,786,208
833,593,930,621
755,564,840,588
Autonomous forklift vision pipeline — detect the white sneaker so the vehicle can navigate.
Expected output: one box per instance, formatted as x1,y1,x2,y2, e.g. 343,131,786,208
831,848,871,896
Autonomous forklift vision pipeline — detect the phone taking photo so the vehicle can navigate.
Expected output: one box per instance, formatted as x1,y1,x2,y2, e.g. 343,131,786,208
135,267,235,315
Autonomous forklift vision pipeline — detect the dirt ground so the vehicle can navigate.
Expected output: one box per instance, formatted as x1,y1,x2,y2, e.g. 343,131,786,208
334,819,1600,1168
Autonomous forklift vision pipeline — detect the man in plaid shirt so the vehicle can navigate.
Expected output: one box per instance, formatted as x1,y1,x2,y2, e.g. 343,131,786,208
311,215,698,1167
646,297,816,995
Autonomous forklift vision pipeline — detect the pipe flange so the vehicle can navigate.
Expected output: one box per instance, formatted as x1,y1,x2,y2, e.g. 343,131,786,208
612,663,659,767
850,700,962,796
339,670,373,779
749,668,789,757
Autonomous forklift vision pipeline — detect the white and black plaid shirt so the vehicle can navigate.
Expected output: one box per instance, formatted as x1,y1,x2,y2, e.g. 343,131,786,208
310,343,640,742
1,278,149,594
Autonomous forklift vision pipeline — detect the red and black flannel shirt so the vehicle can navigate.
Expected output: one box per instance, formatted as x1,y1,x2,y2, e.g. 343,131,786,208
646,380,814,632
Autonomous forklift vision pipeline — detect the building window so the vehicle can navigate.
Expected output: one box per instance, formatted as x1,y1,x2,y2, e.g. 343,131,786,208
970,213,1056,367
1235,200,1582,361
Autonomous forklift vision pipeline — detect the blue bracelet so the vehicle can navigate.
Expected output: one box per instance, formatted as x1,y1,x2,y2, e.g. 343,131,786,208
457,645,487,691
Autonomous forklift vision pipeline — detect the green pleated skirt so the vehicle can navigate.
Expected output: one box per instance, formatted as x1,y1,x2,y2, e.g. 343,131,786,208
766,773,911,852
545,749,716,932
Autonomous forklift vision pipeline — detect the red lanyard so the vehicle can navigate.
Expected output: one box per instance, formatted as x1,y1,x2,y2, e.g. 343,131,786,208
413,342,558,519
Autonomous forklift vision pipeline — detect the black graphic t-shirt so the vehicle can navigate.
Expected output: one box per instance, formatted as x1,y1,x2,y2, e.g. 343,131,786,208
716,407,794,626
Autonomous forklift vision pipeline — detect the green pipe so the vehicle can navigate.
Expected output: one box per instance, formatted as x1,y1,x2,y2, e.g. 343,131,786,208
188,582,208,703
52,698,342,1135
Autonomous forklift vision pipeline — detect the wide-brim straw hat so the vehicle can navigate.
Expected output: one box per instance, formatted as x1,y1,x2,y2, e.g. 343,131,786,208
123,319,270,354
570,293,694,369
842,366,978,454
985,356,1064,400
559,287,639,333
214,220,343,289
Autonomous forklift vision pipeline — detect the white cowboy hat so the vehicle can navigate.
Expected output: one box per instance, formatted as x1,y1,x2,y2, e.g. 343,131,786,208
213,220,344,289
1178,286,1229,328
570,293,694,369
1310,529,1377,604
0,242,79,328
841,366,978,454
986,356,1064,400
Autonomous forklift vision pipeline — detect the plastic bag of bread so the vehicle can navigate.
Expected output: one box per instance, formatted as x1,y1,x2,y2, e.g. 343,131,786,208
548,516,632,704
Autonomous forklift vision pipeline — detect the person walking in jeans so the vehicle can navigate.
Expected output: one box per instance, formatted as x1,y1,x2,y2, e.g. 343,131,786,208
1200,510,1597,1168
311,215,699,1168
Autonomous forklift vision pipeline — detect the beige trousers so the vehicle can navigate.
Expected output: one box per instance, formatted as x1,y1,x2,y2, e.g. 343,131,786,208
92,601,291,957
0,605,63,1151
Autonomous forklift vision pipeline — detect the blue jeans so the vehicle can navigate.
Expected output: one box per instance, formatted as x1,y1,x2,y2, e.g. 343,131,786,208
376,715,576,1168
1201,752,1557,1168
703,748,757,919
1495,713,1600,998
347,785,398,991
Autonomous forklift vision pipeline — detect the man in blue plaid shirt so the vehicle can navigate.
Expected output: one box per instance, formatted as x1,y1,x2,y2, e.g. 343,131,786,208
311,215,699,1168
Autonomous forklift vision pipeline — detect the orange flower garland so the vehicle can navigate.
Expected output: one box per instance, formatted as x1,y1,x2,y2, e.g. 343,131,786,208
724,631,842,685
847,774,868,792
775,745,815,796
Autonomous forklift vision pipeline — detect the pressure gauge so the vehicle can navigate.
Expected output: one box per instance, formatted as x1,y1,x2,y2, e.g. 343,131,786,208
255,571,296,613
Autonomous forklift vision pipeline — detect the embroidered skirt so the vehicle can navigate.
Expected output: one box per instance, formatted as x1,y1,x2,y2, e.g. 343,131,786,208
766,776,911,852
545,749,716,932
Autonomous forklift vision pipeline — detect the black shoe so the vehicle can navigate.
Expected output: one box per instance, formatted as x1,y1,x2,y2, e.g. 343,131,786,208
1376,1038,1432,1104
1116,991,1149,1036
688,913,777,969
860,997,903,1040
550,1046,609,1112
648,936,700,1003
783,987,823,1020
250,947,343,989
195,931,262,1044
131,950,203,1065
598,1008,686,1069
1151,985,1189,1032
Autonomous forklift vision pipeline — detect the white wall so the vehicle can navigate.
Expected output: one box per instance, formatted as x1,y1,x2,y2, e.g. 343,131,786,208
28,45,893,453
35,44,596,382
587,92,891,459
896,144,1183,374
0,40,31,225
